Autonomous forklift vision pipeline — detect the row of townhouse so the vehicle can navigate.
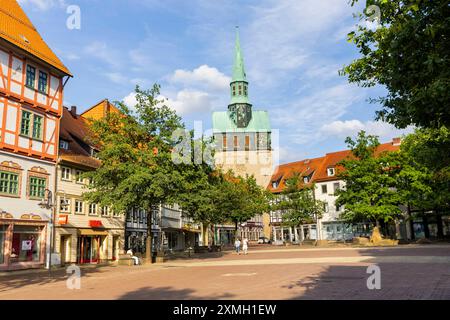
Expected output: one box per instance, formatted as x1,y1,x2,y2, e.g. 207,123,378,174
0,1,202,271
267,137,450,243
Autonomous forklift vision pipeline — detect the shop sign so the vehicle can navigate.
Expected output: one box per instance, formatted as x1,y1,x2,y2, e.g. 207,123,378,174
89,220,103,228
58,215,68,225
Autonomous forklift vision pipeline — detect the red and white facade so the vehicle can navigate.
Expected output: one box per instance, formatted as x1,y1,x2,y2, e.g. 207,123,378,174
0,29,70,270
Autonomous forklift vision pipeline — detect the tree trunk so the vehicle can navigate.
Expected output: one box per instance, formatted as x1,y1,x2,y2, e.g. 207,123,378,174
145,209,153,264
436,209,444,239
407,204,415,241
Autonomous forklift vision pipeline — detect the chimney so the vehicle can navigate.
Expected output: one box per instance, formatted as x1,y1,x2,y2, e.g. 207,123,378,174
70,106,77,117
392,137,401,146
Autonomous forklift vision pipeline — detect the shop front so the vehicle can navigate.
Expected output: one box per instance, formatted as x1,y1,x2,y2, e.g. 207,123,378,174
0,213,48,271
76,229,108,264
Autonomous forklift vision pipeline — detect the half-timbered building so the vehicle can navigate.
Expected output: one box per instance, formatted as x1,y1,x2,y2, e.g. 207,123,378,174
0,0,71,270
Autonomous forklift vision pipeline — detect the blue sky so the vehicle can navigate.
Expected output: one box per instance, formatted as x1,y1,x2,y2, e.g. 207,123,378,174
19,0,412,164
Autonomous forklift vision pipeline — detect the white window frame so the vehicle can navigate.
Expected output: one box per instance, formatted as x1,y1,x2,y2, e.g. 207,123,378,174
61,167,71,181
74,200,84,214
88,203,97,216
75,170,84,184
327,167,335,177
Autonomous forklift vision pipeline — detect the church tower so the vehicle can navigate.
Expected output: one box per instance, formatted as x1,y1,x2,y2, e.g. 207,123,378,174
212,28,274,240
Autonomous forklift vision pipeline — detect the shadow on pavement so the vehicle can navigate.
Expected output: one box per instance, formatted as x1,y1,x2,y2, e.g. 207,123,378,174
118,286,235,300
0,264,109,293
283,263,450,300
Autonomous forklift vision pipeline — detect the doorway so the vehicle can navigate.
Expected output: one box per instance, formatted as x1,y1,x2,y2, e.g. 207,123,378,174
77,236,100,264
112,236,119,261
59,235,70,266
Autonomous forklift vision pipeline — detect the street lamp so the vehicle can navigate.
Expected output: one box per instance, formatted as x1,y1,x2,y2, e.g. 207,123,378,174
38,189,67,276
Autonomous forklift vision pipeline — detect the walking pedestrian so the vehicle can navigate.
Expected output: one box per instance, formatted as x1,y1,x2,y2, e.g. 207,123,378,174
242,237,249,255
234,238,241,255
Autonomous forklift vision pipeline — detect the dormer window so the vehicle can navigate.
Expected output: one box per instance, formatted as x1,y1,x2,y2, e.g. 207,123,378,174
327,167,335,177
90,148,99,158
59,140,69,150
303,176,310,183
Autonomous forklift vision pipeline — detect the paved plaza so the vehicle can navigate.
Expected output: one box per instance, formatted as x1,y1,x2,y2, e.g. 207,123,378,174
1,245,449,300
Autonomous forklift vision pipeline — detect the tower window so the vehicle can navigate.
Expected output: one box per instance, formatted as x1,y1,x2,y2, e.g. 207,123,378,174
234,136,238,151
245,136,250,151
222,134,227,151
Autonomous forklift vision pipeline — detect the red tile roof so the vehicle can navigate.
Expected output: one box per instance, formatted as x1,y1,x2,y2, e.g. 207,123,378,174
268,139,401,192
59,106,100,168
0,0,71,76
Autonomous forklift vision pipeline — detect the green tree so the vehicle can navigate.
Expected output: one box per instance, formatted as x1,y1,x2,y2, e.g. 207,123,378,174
335,131,403,232
399,127,450,233
83,84,185,263
341,0,450,129
276,173,324,231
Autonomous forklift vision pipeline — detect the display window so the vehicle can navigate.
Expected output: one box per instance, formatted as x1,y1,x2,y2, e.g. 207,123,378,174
11,225,42,263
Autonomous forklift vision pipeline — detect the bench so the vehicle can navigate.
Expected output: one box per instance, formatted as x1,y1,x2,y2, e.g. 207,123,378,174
118,254,133,266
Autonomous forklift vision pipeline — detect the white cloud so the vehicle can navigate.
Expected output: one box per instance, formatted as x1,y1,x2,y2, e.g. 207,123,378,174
104,72,127,84
84,41,119,67
122,89,214,117
122,92,137,108
169,65,230,92
168,90,214,116
18,0,66,11
65,53,80,61
320,120,415,141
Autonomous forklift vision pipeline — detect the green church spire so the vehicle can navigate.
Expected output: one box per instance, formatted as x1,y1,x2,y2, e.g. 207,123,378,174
228,26,252,127
232,27,247,82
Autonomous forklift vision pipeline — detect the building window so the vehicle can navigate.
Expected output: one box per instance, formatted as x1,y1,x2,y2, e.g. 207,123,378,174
59,198,70,213
303,176,310,183
59,140,69,150
233,136,238,151
323,203,329,213
0,171,19,195
20,111,43,140
321,184,327,194
88,203,97,216
222,134,227,151
327,167,335,177
74,200,83,214
32,115,43,140
26,65,36,88
232,85,236,96
336,205,341,212
20,111,31,136
29,176,46,199
61,167,71,181
101,206,109,217
11,225,42,263
245,135,250,151
113,209,121,217
38,71,48,93
244,85,247,96
75,170,84,184
333,182,340,194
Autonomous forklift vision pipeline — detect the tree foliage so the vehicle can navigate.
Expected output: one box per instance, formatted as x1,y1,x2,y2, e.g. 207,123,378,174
336,131,403,225
342,0,450,129
276,173,324,228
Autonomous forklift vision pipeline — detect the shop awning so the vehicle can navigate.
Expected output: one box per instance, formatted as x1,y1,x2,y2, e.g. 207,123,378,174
78,229,109,236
